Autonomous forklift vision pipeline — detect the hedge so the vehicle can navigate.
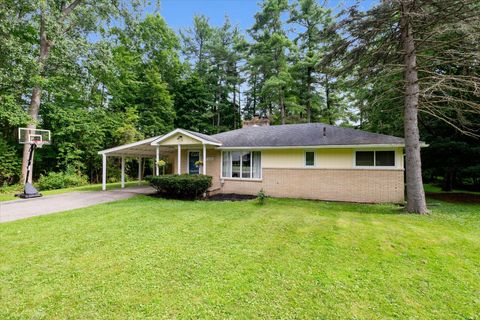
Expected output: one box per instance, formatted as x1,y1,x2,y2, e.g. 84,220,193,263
146,174,212,199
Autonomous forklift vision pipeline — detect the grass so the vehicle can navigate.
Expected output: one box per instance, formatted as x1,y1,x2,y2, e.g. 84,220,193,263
1,197,479,319
0,181,148,202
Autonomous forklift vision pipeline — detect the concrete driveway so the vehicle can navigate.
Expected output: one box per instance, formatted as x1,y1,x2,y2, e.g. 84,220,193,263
0,186,155,223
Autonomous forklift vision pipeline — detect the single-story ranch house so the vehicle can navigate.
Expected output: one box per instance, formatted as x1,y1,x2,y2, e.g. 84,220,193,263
99,119,412,203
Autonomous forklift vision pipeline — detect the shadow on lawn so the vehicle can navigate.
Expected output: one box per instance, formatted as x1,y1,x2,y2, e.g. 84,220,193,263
426,192,480,204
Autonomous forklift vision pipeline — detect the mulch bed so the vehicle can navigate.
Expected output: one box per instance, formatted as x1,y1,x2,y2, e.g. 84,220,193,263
426,192,480,204
148,192,256,201
206,193,256,201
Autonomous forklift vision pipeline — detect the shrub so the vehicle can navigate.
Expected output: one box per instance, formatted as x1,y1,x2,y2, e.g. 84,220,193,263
37,170,88,190
146,174,212,199
257,188,267,205
0,139,21,185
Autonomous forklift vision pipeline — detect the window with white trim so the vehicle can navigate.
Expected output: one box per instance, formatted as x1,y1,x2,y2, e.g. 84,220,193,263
305,151,315,167
355,151,395,167
222,151,261,179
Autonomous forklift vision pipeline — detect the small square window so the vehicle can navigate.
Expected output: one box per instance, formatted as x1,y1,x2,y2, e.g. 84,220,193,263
375,151,395,166
356,151,374,166
305,151,315,166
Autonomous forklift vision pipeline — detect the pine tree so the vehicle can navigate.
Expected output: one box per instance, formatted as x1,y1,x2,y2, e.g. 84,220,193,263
248,0,293,124
334,0,480,213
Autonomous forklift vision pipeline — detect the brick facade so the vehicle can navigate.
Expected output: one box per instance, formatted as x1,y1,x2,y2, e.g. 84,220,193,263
219,168,404,203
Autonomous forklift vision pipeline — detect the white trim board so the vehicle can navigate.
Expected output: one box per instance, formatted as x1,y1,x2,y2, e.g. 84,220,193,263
216,144,419,150
150,129,222,146
98,136,162,155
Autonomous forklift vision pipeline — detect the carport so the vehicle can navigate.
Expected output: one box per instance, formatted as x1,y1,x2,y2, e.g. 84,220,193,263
98,129,222,191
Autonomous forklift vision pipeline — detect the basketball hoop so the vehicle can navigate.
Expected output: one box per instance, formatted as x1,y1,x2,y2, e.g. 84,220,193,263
16,127,51,199
33,140,46,148
18,127,51,146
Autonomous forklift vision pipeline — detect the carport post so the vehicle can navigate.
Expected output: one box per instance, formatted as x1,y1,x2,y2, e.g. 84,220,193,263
102,154,107,191
138,157,142,182
121,155,125,189
177,144,181,175
202,143,207,175
155,146,160,176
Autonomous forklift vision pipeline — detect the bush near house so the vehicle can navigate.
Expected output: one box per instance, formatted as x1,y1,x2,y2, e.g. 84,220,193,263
146,174,212,199
37,169,88,190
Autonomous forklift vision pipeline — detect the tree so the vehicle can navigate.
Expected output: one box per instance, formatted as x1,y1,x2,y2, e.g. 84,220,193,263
105,14,179,137
180,15,244,132
16,0,141,183
335,0,480,213
248,0,293,124
289,0,328,123
174,74,214,133
180,15,213,75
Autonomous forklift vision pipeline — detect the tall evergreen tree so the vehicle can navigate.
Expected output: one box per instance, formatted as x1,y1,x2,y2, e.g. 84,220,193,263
248,0,293,124
335,0,480,213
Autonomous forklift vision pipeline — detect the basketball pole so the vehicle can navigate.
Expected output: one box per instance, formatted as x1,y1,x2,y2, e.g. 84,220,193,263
17,142,43,199
16,127,50,199
24,143,36,185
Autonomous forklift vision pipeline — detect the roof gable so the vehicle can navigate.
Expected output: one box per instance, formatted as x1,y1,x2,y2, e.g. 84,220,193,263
151,128,221,146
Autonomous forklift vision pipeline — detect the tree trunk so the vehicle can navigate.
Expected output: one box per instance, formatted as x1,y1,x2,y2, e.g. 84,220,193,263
280,88,285,125
325,75,333,125
306,66,313,123
233,83,237,129
253,75,257,116
21,11,52,184
400,2,428,214
442,168,455,192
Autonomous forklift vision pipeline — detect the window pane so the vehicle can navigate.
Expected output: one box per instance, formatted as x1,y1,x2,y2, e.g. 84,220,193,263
242,152,251,178
305,151,315,166
376,151,395,166
356,151,374,166
232,152,241,177
222,151,231,177
252,152,261,178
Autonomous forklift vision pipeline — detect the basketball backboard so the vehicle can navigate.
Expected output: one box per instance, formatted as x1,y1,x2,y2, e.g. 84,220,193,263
18,127,51,147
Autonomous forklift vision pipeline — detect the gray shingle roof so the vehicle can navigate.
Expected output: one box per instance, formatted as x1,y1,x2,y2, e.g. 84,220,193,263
211,123,405,147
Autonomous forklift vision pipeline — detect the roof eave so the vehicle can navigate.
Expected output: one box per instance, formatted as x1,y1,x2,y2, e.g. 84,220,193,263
98,136,161,155
216,143,409,150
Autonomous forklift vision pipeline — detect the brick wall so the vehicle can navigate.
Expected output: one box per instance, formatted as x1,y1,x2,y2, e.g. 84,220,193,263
220,168,404,203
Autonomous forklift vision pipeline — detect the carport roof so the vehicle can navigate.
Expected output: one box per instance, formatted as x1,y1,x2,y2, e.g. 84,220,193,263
98,136,163,157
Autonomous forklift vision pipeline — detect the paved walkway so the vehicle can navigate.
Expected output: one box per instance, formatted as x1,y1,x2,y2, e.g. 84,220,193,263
0,186,155,223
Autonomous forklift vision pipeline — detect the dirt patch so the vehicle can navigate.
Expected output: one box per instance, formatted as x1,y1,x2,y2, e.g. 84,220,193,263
426,192,480,204
207,193,256,201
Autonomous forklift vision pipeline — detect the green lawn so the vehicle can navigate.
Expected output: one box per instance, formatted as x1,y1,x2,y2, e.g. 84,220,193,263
0,181,148,202
1,197,479,319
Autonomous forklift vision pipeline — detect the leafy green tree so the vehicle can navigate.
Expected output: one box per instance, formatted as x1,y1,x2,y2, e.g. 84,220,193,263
4,0,143,183
105,14,178,137
139,67,175,136
0,138,21,185
174,74,214,134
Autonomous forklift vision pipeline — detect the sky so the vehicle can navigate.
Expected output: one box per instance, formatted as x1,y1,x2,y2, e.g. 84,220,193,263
151,0,379,32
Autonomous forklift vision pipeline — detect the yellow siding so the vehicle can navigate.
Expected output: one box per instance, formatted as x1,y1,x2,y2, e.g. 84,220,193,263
159,133,201,146
261,147,404,169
